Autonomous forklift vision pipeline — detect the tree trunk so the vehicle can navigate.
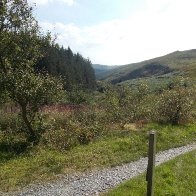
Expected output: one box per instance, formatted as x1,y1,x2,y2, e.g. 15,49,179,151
21,104,38,144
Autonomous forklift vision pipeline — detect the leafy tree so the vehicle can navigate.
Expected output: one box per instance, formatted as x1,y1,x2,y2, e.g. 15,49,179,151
5,69,62,142
0,0,63,143
0,0,51,72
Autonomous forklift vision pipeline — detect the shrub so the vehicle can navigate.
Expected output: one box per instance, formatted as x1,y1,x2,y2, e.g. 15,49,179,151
101,82,151,123
40,106,106,149
76,123,104,145
0,112,22,132
39,112,78,150
0,131,27,154
155,86,194,124
67,86,92,104
71,107,106,144
41,128,78,151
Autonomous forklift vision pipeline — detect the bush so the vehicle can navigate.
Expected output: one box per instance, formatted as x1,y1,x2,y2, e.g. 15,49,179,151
40,106,106,149
76,123,104,145
154,87,194,124
39,112,78,150
71,107,106,144
67,86,92,104
0,131,27,155
41,128,78,151
101,82,151,123
0,112,22,132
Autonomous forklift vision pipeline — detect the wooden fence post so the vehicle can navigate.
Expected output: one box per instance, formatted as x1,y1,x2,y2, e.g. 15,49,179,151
146,130,156,196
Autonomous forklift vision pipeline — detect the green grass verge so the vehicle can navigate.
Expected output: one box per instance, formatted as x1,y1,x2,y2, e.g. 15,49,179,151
103,150,196,196
0,123,195,192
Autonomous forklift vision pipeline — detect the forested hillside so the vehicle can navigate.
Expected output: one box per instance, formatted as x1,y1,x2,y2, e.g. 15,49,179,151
36,45,96,91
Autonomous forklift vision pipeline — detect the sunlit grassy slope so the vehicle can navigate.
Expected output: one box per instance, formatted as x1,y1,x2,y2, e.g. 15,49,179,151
99,49,196,84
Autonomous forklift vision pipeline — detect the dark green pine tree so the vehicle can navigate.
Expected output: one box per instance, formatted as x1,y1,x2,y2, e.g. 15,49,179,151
35,45,96,91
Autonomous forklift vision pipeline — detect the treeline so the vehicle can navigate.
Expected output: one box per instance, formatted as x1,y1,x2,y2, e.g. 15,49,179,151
35,45,96,91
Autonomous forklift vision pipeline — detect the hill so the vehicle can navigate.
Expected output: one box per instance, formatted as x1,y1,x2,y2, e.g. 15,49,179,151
98,49,196,84
92,64,119,78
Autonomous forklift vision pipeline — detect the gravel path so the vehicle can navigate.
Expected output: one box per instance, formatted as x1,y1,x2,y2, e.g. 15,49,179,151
3,143,196,196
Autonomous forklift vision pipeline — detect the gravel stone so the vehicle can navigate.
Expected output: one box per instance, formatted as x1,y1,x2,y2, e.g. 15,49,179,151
2,143,196,196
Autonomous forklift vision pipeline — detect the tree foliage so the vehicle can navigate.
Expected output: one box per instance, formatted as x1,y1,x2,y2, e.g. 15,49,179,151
0,0,63,143
35,45,96,91
102,82,151,123
6,69,62,142
0,0,50,72
101,78,195,125
155,80,194,124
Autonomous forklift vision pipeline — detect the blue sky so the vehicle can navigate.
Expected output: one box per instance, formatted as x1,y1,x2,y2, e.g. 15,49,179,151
28,0,196,65
31,0,141,26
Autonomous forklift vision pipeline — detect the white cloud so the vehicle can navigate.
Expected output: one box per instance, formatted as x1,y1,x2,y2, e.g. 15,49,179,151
40,0,196,64
28,0,75,6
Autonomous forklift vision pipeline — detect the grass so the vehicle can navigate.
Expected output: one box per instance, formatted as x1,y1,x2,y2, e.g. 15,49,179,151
100,49,196,83
0,123,195,192
103,150,196,196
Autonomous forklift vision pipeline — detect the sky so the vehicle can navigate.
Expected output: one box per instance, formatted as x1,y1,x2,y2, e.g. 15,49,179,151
28,0,196,65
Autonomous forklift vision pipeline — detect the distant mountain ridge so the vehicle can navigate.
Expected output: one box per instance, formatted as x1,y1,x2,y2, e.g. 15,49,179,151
97,49,196,84
92,64,119,78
